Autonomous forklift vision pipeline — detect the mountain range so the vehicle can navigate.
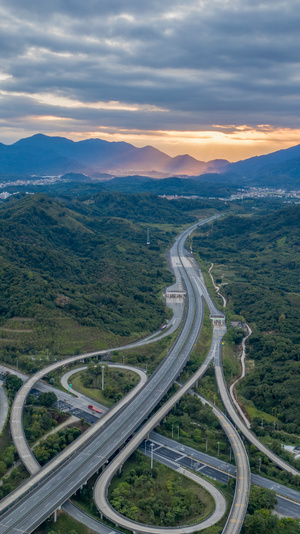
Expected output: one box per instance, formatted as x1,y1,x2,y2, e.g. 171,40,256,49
0,134,300,188
0,134,228,178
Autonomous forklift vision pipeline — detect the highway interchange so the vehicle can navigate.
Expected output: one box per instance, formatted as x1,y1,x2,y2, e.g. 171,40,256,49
0,214,299,533
0,220,208,532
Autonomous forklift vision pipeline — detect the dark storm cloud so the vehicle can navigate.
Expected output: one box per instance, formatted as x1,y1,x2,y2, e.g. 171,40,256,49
1,0,300,135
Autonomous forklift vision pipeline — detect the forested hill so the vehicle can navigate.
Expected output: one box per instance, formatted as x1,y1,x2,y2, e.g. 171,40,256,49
193,206,300,430
0,193,199,372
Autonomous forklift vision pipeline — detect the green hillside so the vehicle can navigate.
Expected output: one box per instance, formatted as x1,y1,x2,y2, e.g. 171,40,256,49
193,206,300,431
0,193,195,372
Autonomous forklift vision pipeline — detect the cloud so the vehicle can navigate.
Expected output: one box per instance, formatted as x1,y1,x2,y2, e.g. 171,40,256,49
0,0,300,158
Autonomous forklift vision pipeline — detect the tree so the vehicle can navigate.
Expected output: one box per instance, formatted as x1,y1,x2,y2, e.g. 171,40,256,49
37,392,57,407
4,374,23,399
0,461,7,477
247,486,277,515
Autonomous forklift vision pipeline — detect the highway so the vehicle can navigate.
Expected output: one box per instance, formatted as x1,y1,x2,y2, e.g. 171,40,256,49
94,322,250,534
6,286,184,478
9,363,148,477
0,220,213,534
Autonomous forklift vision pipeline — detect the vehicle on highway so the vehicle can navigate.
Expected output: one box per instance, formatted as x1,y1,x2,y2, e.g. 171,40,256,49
88,404,102,413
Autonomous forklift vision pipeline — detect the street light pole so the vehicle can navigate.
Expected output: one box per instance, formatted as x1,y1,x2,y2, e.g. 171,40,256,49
206,437,208,452
172,424,174,438
177,425,179,439
217,442,220,456
102,365,104,390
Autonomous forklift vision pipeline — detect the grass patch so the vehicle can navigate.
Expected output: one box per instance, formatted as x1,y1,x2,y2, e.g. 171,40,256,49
36,509,95,534
242,402,277,423
69,365,140,408
0,464,29,501
221,335,241,384
70,373,114,408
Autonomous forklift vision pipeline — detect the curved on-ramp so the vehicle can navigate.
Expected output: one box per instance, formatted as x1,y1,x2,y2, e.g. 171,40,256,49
94,342,227,533
60,363,147,402
6,363,149,483
215,362,300,477
96,464,226,534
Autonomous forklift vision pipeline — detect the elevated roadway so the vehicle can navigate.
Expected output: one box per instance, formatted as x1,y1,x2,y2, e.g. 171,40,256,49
94,324,250,534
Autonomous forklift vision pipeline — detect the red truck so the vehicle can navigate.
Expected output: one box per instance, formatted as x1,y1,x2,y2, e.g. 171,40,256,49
88,404,102,414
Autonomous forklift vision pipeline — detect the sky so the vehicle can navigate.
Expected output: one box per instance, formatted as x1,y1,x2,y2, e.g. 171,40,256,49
1,0,300,162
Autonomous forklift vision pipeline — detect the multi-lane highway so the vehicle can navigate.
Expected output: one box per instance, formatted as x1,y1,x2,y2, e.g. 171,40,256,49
0,220,213,534
94,323,250,534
